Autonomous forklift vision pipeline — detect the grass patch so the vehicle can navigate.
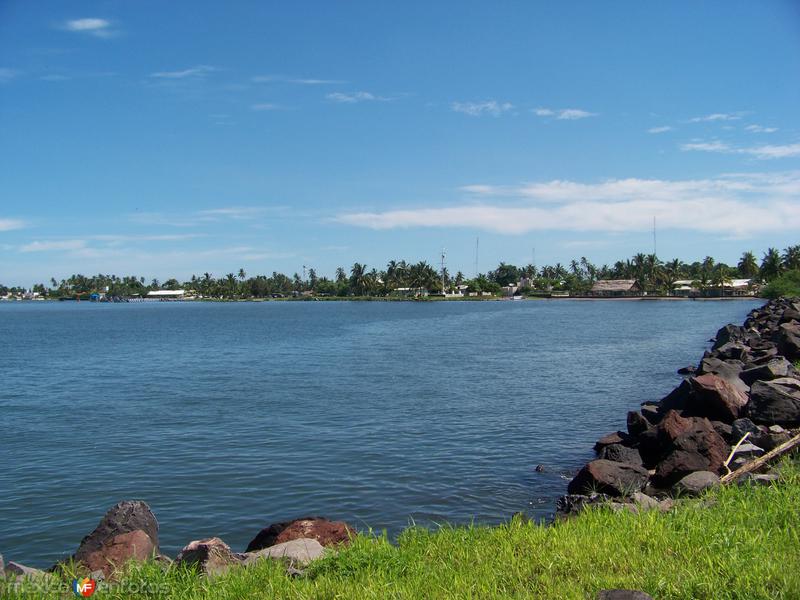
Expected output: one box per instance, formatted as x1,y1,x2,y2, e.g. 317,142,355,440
5,460,800,599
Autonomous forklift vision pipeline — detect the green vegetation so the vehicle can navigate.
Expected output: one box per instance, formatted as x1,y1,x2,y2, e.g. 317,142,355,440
2,244,798,300
7,460,800,599
762,270,800,300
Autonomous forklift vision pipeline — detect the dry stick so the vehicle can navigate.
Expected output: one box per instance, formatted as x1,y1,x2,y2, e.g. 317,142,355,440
723,432,751,475
720,432,800,484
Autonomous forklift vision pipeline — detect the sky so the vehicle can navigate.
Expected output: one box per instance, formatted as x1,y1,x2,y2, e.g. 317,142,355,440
1,1,800,287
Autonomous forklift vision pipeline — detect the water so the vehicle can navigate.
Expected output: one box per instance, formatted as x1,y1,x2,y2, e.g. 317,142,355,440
0,298,759,566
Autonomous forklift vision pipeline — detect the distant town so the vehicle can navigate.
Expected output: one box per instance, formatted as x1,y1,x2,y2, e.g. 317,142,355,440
2,246,799,302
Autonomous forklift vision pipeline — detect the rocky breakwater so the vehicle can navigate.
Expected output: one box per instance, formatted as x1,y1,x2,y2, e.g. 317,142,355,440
560,297,800,513
1,503,355,584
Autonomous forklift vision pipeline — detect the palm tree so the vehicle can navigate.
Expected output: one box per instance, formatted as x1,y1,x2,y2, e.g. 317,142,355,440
238,268,246,281
350,263,368,295
782,245,800,271
737,251,759,278
335,267,347,283
760,248,782,282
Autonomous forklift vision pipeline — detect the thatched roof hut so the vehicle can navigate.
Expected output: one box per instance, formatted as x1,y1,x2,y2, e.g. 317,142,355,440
589,279,641,296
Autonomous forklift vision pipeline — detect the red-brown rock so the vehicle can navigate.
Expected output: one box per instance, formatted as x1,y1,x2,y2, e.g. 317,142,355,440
245,517,355,553
688,373,749,422
70,500,159,578
654,418,729,485
593,431,628,454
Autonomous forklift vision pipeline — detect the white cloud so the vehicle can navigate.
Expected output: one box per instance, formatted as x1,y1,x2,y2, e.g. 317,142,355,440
681,140,800,159
252,75,344,85
745,124,778,134
451,101,514,117
326,91,386,103
647,126,673,134
20,240,87,252
335,172,800,236
0,218,25,231
63,18,115,38
289,78,344,85
196,207,268,219
689,113,742,123
0,68,18,83
534,107,597,120
150,65,216,79
250,103,282,111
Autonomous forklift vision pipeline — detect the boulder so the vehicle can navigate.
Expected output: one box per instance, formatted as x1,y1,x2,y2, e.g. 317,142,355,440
711,420,733,443
599,444,644,467
673,471,720,496
777,322,800,361
677,365,696,375
593,432,629,454
731,442,764,459
567,460,649,497
71,500,159,578
640,404,661,425
658,380,692,413
739,357,794,385
731,418,761,442
174,537,241,576
780,308,800,324
688,374,749,422
748,378,800,426
597,590,654,600
245,517,355,553
713,342,749,362
656,410,694,444
629,492,660,511
654,418,729,486
626,411,650,436
712,324,746,349
5,561,49,578
555,493,613,517
244,538,325,567
740,473,779,485
697,358,748,394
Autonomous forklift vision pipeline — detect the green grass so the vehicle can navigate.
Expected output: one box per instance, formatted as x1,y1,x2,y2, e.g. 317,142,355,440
5,460,800,599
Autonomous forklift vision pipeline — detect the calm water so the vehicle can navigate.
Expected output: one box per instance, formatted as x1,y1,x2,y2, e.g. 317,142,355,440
0,299,759,566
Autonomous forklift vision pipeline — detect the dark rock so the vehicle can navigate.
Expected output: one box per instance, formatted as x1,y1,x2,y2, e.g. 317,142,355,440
731,442,764,459
677,365,696,375
777,322,800,361
175,537,241,576
731,418,761,442
688,373,749,422
597,590,654,600
5,561,50,579
640,403,662,425
654,418,729,485
657,410,694,444
599,444,644,466
535,464,546,472
740,357,795,385
697,358,748,394
659,380,692,412
71,500,159,578
673,471,720,496
740,473,779,485
713,324,746,349
780,307,800,324
567,460,649,496
713,342,749,362
626,411,650,436
245,517,355,553
711,420,733,443
555,493,612,517
748,377,800,426
593,431,628,454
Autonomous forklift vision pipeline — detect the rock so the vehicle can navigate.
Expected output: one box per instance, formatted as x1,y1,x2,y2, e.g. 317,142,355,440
244,538,325,568
593,431,629,454
245,517,355,553
740,473,779,485
777,322,800,361
697,358,748,394
71,500,159,578
713,324,746,349
175,537,241,576
534,464,546,472
688,374,748,422
656,410,694,444
640,404,661,425
567,460,649,497
748,378,800,426
731,442,764,459
5,561,49,578
740,357,795,385
555,493,612,517
781,308,800,324
627,411,650,436
677,365,696,375
597,591,654,600
629,492,660,511
654,418,729,486
769,424,787,433
673,471,720,496
599,444,644,466
713,342,749,362
659,380,692,413
711,420,733,442
731,418,761,441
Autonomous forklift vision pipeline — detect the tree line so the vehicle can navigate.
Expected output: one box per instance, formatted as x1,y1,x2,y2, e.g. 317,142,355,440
2,245,798,299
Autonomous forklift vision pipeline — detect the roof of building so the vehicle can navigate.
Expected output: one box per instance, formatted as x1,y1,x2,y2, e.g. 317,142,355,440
590,279,640,292
146,289,185,297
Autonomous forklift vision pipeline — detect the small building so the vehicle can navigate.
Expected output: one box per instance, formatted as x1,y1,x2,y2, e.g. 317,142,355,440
393,287,429,297
588,279,642,297
146,289,185,300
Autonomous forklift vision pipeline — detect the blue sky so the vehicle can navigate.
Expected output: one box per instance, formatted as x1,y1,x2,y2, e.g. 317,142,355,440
1,1,799,286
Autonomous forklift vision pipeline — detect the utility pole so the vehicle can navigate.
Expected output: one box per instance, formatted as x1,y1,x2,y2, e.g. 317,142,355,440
441,248,447,295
